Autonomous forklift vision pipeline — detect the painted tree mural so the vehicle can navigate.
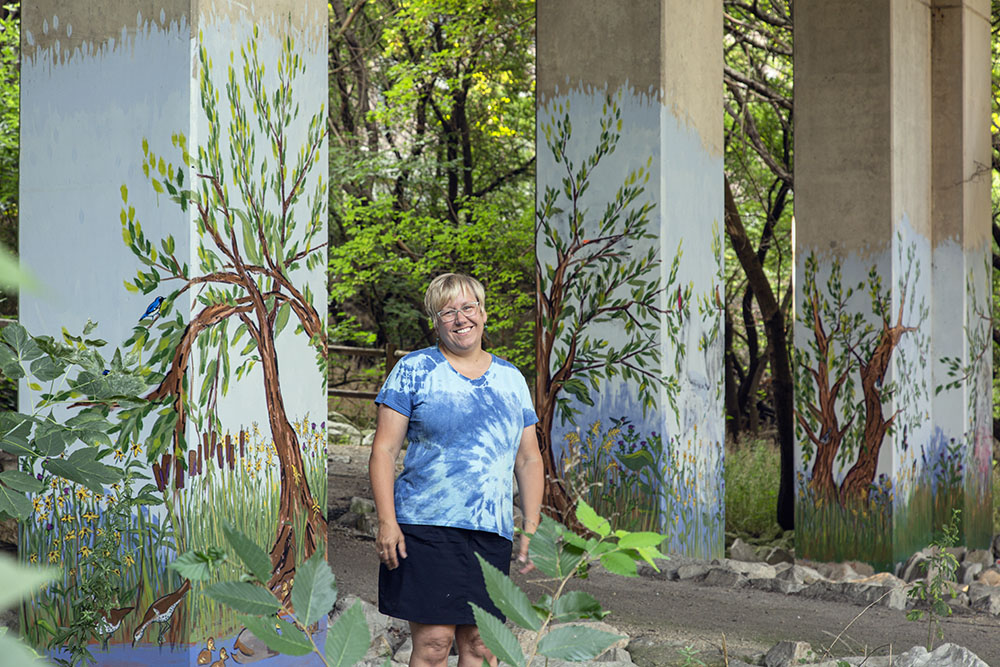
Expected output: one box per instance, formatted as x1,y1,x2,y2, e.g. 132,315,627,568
535,94,690,521
794,236,929,510
118,34,327,602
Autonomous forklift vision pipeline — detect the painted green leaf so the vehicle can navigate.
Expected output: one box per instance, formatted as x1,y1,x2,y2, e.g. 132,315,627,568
537,624,623,661
0,485,31,520
0,470,44,494
204,581,280,616
43,448,123,494
475,553,541,631
242,615,313,656
274,302,291,338
470,603,525,667
291,547,338,626
324,600,370,667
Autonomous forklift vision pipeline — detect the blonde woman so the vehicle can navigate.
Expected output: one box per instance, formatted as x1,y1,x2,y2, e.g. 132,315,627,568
369,273,544,667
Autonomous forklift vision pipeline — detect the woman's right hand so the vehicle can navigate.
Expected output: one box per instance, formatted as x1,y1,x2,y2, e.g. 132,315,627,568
376,519,407,570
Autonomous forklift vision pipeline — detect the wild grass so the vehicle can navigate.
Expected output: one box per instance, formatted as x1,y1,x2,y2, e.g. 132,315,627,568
724,436,780,539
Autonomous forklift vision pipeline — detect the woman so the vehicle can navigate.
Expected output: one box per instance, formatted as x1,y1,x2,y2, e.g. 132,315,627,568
369,273,544,667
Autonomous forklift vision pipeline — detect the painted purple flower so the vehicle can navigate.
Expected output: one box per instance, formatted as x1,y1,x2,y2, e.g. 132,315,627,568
36,473,43,481
640,440,647,448
321,421,326,429
311,422,316,431
46,523,53,531
651,431,658,438
62,487,70,496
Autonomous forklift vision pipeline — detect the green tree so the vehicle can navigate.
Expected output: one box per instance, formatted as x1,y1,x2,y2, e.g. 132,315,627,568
327,0,535,371
119,33,327,602
0,2,20,318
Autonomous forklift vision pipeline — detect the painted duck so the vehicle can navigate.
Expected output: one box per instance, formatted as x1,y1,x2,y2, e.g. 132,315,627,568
131,579,191,646
210,647,229,667
197,636,216,665
95,605,134,650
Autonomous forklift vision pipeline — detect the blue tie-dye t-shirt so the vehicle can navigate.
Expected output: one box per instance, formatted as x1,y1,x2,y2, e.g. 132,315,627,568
375,346,538,540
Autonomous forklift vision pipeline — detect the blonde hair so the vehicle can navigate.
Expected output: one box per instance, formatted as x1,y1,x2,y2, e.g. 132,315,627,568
424,273,486,319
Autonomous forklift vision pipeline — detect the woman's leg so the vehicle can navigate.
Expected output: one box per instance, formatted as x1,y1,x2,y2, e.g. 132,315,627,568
455,624,497,667
409,622,456,667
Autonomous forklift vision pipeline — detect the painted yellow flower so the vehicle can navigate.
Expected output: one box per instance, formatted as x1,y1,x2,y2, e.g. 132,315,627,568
78,526,93,538
130,442,143,457
32,497,44,512
37,511,49,523
29,553,38,564
60,514,74,523
47,550,60,563
123,553,135,568
113,449,126,463
96,528,104,537
75,487,89,502
65,531,77,541
49,479,59,490
79,545,92,558
82,511,98,522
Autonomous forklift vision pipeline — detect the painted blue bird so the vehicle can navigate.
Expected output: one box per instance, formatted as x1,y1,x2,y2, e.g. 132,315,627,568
139,296,164,322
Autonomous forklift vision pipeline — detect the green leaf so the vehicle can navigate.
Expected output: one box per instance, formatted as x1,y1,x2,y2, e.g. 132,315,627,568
222,521,273,584
32,420,71,457
0,485,31,520
470,603,525,667
0,631,48,663
0,344,23,380
242,614,313,656
43,448,123,494
551,590,607,622
575,499,610,537
3,323,43,362
29,354,64,382
527,516,562,579
325,600,370,667
292,547,338,626
169,547,228,582
274,302,291,338
0,413,33,455
600,551,637,577
537,624,623,661
616,532,664,550
0,555,60,610
0,470,44,493
204,582,280,616
618,450,655,472
475,553,541,631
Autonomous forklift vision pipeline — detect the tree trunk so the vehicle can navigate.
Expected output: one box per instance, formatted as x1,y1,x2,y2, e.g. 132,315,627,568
723,177,796,528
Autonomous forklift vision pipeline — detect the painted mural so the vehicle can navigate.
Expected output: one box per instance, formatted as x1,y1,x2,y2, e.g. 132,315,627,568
793,222,992,570
535,86,724,558
19,3,327,664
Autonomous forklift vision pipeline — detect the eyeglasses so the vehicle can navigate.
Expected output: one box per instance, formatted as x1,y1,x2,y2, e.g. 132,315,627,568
437,301,480,322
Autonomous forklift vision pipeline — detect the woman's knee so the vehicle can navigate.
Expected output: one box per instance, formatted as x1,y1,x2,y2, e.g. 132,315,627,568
456,625,492,658
411,623,455,662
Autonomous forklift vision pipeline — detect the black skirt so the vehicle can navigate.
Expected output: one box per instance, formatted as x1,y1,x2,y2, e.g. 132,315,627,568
378,523,512,625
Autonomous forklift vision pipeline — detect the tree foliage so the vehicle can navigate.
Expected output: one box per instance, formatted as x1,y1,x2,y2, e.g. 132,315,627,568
327,0,535,371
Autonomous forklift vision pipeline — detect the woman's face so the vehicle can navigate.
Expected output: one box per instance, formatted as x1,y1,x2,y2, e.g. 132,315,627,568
434,289,487,356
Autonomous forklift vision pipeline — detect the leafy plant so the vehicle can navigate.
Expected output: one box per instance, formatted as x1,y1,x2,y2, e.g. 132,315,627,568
677,644,706,667
0,555,58,664
172,521,369,667
473,499,667,667
906,508,962,651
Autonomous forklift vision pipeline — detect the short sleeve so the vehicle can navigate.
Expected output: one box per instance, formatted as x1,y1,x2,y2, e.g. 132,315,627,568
517,374,538,428
375,356,418,418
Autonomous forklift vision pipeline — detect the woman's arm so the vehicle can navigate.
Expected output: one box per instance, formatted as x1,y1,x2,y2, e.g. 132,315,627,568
369,404,410,569
513,424,544,573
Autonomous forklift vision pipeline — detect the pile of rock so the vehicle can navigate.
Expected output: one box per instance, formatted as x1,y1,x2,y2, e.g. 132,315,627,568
329,411,375,447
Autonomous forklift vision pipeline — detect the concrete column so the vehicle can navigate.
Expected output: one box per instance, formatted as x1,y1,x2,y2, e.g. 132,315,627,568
795,0,991,569
536,0,725,558
19,1,327,663
930,0,993,546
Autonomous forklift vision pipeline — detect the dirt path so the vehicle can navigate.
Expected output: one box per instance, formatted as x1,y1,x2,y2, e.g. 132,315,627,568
326,446,1000,665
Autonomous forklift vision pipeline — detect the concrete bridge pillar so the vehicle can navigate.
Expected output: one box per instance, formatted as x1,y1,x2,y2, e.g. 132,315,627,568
536,0,725,558
794,0,992,568
19,1,328,662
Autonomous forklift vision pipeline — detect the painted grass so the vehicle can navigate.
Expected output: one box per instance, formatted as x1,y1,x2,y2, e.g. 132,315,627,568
560,419,724,559
20,416,328,649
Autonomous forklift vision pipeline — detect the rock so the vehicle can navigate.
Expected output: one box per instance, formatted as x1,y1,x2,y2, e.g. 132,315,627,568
900,550,931,583
763,640,815,667
764,546,795,565
992,533,1000,560
893,642,989,667
729,537,760,562
675,563,711,581
957,561,982,585
329,422,363,445
964,549,993,569
701,567,748,588
718,558,776,579
968,584,1000,615
329,453,352,465
776,564,825,586
362,429,376,447
945,546,968,563
392,637,413,664
333,594,408,655
350,497,376,515
975,567,1000,586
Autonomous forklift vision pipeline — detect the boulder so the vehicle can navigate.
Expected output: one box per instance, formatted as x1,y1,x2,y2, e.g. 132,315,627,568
763,640,815,667
957,561,982,586
329,421,363,445
729,538,761,562
974,567,1000,587
764,546,795,566
893,642,988,667
964,549,993,569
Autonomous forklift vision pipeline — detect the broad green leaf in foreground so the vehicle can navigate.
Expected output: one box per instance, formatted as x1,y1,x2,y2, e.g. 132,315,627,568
292,547,338,626
204,581,280,616
575,499,610,537
325,600,370,667
222,521,273,584
0,485,31,521
169,547,227,582
551,590,608,623
476,553,541,631
241,615,312,656
470,603,525,667
536,624,624,661
599,551,637,577
0,555,59,610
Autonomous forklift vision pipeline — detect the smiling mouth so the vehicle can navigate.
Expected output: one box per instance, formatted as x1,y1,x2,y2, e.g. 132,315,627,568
453,326,473,334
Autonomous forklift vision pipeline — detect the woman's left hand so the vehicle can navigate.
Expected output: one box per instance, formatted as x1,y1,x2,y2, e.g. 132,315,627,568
516,532,535,574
